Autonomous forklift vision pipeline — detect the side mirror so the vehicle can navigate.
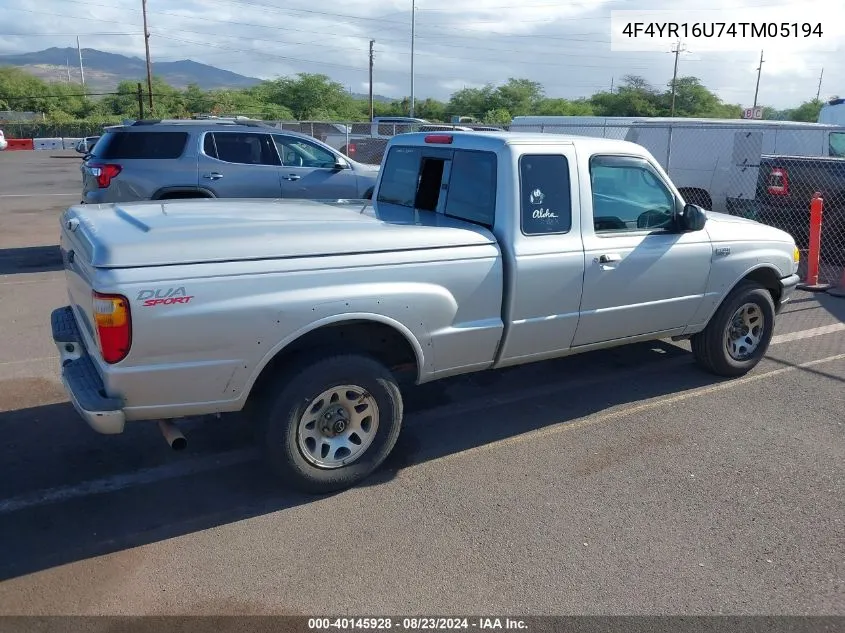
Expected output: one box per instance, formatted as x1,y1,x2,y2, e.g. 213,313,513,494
334,158,349,170
678,203,707,232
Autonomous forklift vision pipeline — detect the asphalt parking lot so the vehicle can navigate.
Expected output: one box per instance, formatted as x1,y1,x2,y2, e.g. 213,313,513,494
0,151,843,616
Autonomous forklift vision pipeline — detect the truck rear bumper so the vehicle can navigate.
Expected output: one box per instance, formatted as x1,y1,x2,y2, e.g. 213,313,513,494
51,306,126,435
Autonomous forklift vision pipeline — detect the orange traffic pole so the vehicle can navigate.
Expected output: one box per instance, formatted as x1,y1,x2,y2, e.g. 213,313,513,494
798,192,832,291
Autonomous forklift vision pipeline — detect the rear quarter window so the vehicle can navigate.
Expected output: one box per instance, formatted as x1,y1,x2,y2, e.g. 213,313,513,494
376,147,422,207
519,154,572,235
376,146,497,228
443,150,496,227
92,131,188,159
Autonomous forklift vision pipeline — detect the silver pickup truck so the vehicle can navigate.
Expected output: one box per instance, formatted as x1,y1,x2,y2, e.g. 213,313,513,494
52,131,801,494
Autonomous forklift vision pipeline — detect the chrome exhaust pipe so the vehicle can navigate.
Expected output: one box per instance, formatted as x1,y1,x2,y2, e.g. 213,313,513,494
157,419,187,451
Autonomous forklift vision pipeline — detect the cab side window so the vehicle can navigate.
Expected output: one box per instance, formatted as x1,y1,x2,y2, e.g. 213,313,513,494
519,154,572,235
589,155,675,233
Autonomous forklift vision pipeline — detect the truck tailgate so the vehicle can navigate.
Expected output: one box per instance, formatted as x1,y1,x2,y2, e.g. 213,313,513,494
59,213,101,354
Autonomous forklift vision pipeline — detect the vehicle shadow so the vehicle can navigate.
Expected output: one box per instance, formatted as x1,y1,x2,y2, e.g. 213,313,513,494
0,340,734,582
816,291,845,323
0,245,63,275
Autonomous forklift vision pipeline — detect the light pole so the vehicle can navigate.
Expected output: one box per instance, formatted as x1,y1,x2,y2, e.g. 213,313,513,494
410,0,416,118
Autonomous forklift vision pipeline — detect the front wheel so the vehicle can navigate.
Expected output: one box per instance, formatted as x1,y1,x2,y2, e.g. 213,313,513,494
259,354,403,495
691,281,775,377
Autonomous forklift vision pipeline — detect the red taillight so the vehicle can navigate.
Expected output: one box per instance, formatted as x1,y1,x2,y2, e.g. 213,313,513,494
89,163,122,188
347,143,357,155
767,167,789,195
425,134,453,144
92,292,132,364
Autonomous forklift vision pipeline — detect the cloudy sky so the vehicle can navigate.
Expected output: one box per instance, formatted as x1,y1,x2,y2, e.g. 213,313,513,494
0,0,843,110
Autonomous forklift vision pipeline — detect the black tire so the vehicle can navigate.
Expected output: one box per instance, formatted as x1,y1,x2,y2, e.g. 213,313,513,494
690,280,775,377
258,353,403,495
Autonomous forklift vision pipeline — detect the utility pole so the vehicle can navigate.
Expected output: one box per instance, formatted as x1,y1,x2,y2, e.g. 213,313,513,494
752,49,764,109
610,77,614,94
137,82,145,120
141,0,154,112
66,57,71,83
816,68,824,101
409,0,416,118
368,39,375,121
77,36,86,93
669,41,686,116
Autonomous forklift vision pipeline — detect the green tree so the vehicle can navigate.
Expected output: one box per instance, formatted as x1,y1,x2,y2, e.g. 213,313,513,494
483,108,512,125
786,99,824,122
262,73,357,120
535,98,595,116
492,78,544,115
590,75,662,116
448,85,497,118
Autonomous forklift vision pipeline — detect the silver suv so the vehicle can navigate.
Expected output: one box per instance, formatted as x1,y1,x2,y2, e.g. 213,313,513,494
81,119,380,204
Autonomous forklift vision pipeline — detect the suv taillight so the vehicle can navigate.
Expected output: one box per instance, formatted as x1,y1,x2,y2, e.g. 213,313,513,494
89,163,122,188
767,168,789,196
93,292,132,364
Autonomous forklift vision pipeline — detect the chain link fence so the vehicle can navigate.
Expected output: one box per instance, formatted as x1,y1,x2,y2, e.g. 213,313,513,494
0,120,119,139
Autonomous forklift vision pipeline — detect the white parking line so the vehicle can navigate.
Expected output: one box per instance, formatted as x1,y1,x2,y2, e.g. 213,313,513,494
771,323,845,345
0,448,258,515
0,325,842,515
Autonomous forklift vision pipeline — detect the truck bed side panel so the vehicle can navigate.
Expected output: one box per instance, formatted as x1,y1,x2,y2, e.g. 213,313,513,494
83,244,503,420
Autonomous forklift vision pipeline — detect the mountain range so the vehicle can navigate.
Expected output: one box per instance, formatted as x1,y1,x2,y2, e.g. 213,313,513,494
0,47,394,102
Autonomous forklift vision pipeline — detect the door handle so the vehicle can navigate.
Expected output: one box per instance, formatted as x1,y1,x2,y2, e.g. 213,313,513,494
202,172,223,180
283,174,301,181
598,253,622,264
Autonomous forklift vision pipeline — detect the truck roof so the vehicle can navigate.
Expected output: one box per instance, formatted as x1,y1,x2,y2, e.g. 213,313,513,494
388,130,649,155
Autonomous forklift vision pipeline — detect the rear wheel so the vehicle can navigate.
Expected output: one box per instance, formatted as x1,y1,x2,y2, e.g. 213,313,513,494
691,281,775,377
258,353,403,495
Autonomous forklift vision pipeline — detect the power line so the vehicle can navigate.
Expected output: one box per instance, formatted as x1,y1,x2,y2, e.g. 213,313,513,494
0,32,142,36
0,5,629,58
16,0,615,43
0,92,170,99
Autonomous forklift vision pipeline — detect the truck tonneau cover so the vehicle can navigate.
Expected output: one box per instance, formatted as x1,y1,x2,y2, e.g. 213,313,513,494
63,198,496,268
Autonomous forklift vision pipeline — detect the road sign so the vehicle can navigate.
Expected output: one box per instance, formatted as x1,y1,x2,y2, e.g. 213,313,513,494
742,107,764,120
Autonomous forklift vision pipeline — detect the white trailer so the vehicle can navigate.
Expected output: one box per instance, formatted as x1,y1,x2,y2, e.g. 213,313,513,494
509,116,845,215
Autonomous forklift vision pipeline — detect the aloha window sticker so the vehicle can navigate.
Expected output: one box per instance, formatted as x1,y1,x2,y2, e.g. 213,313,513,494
529,188,558,224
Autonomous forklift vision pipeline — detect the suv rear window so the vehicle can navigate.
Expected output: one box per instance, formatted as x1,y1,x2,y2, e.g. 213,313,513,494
92,131,188,159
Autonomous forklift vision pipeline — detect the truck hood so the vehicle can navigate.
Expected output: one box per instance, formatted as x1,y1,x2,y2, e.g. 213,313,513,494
61,198,495,268
703,210,795,243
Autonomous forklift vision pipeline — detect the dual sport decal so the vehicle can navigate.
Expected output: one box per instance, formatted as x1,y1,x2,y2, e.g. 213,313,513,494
137,287,195,307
